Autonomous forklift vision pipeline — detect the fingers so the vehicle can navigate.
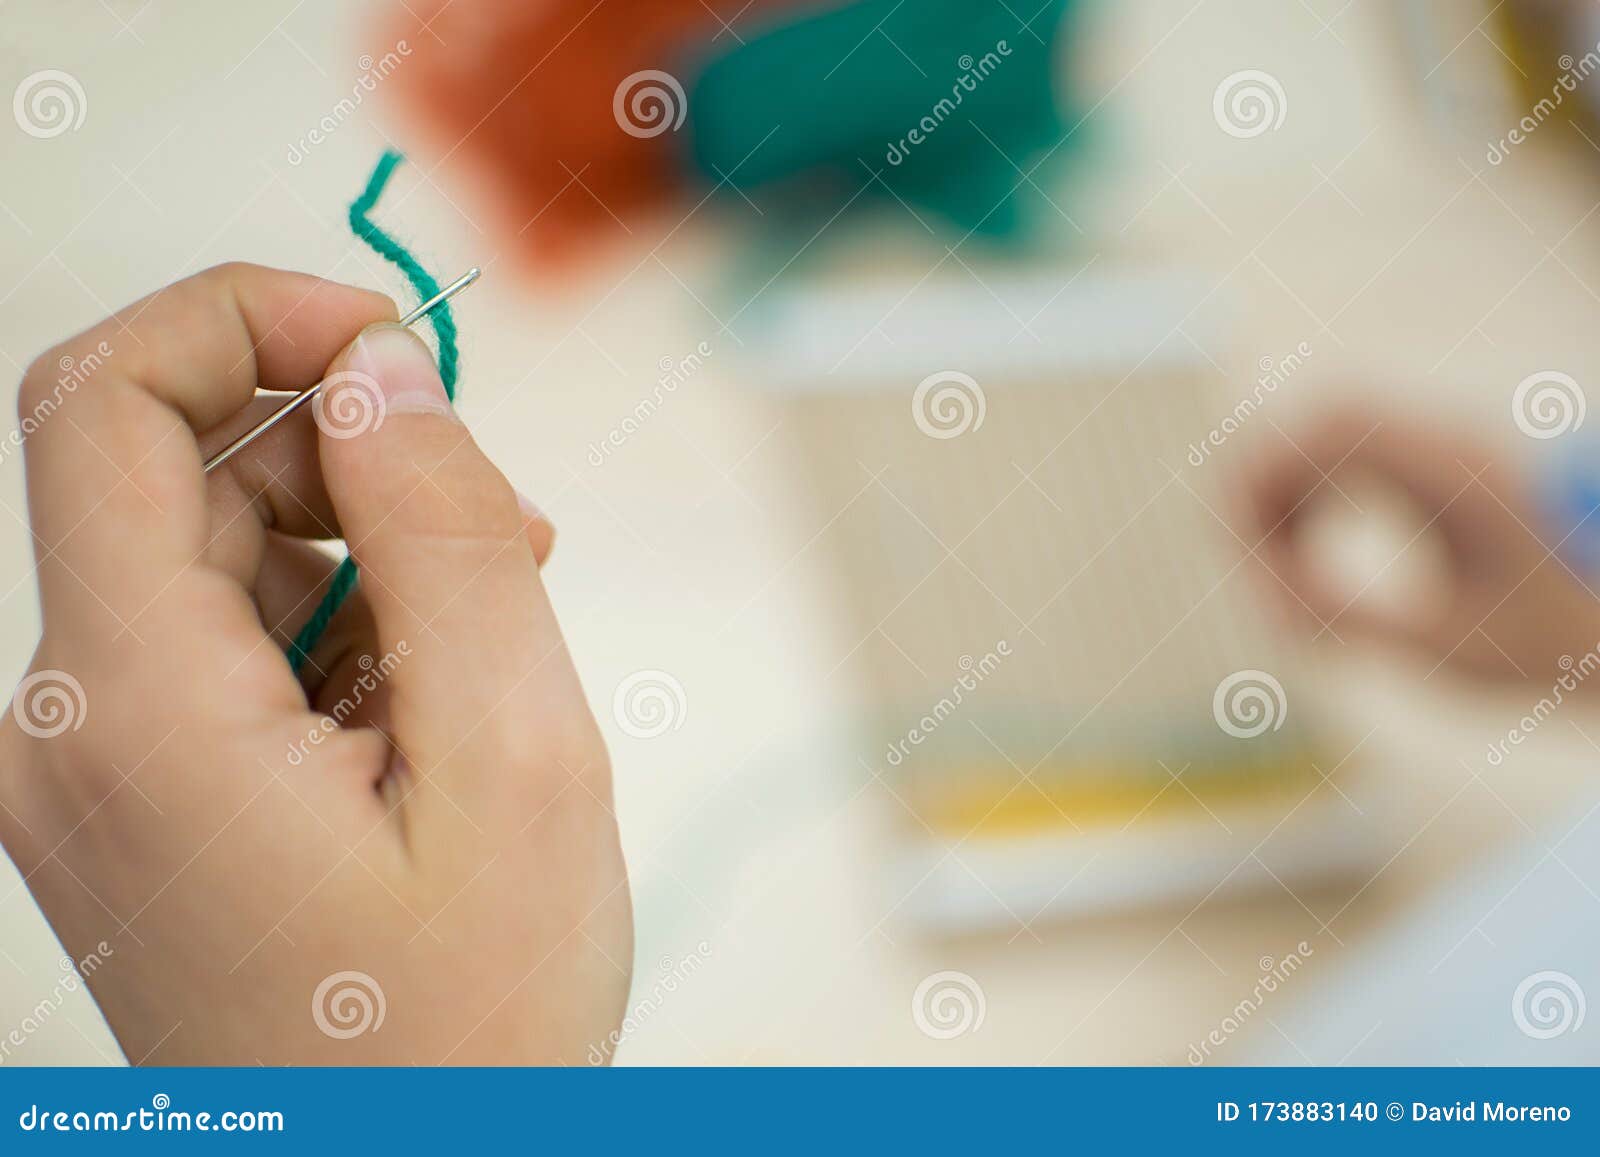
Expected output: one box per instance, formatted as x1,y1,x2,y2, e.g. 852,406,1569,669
20,263,394,647
313,324,593,828
1233,408,1513,652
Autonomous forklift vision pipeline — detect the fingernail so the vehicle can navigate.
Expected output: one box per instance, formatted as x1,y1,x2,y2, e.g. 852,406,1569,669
347,324,457,420
514,490,545,521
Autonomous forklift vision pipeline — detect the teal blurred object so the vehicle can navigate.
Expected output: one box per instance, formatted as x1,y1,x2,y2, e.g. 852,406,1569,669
685,0,1077,238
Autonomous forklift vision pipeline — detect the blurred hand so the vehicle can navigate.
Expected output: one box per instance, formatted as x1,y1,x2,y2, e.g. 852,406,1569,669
1233,408,1600,685
0,264,631,1064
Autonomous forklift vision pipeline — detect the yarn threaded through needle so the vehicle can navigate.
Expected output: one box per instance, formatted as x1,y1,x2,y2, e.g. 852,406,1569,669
286,150,461,672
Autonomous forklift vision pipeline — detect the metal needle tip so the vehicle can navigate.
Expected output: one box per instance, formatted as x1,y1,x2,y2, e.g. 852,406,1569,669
202,267,482,474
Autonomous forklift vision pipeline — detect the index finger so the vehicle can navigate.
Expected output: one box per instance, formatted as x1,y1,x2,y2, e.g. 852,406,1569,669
19,263,395,645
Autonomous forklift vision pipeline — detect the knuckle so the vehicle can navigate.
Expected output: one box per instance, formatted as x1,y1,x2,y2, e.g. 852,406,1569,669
376,454,522,544
17,348,69,423
196,260,257,286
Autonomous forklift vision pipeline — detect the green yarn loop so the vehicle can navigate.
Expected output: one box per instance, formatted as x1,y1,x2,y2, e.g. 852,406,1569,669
286,150,460,673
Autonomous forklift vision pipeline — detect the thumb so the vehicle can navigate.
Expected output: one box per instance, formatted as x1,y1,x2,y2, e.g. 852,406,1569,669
316,324,594,830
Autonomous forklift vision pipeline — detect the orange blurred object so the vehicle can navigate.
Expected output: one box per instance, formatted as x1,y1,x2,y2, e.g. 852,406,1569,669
381,0,804,264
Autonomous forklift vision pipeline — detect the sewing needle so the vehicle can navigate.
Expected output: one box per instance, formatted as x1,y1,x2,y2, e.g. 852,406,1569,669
202,266,481,474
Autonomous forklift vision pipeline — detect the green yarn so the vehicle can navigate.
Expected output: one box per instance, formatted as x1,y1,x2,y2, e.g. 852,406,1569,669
286,150,460,674
286,555,359,672
347,150,460,401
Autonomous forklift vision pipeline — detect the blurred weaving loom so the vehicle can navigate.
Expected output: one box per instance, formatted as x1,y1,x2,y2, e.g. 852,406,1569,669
748,266,1373,932
376,0,1375,932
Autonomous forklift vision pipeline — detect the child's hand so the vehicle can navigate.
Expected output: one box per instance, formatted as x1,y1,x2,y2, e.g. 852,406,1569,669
1234,409,1600,685
0,264,631,1064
